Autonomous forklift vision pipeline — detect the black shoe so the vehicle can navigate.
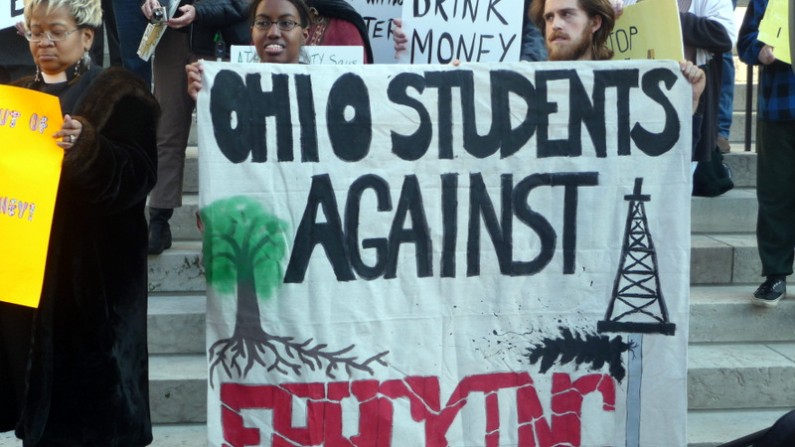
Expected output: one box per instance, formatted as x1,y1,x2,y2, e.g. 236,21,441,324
148,207,173,255
752,276,786,307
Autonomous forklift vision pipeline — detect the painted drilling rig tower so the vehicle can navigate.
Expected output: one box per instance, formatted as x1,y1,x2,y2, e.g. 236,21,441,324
598,177,677,447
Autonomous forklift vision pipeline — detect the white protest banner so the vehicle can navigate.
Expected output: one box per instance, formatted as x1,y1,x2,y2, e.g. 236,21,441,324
230,45,365,65
198,60,692,447
347,0,403,63
1,0,25,29
397,0,524,63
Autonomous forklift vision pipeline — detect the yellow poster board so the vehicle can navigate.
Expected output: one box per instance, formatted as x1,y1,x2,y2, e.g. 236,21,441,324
609,0,685,61
759,0,791,64
0,85,64,308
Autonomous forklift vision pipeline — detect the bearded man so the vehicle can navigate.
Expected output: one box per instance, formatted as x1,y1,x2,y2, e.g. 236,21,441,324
528,0,615,61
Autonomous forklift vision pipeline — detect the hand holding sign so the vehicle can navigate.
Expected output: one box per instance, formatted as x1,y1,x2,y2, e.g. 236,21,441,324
758,0,791,64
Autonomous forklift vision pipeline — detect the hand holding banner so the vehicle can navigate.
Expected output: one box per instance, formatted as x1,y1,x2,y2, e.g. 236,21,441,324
0,85,64,308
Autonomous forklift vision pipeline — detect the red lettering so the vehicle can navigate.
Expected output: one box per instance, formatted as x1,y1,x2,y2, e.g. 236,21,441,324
219,372,616,446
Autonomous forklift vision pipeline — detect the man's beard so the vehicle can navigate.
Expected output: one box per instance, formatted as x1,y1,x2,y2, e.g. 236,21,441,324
547,27,593,61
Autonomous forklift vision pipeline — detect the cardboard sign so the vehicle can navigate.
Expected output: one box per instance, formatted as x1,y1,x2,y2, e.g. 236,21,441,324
759,0,791,64
198,60,692,447
396,0,524,63
347,0,403,63
0,85,64,308
0,0,25,30
230,45,365,65
609,0,685,61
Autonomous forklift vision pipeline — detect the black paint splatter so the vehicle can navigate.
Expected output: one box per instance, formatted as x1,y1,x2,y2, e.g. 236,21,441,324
526,327,631,383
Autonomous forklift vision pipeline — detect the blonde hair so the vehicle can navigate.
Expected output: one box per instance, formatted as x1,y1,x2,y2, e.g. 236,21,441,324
24,0,103,29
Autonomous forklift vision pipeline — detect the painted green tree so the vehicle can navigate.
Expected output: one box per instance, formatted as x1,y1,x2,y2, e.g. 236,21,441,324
202,196,388,387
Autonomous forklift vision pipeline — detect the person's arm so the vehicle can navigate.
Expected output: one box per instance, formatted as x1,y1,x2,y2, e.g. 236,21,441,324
60,69,159,213
519,15,548,61
736,0,770,65
679,12,732,54
192,0,250,27
186,61,204,101
392,18,408,58
680,60,706,112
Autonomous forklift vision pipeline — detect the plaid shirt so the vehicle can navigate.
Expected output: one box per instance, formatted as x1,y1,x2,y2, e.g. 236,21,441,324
737,0,795,121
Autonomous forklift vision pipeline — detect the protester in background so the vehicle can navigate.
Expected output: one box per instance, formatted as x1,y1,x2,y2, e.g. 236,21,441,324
737,0,795,307
521,0,548,61
187,0,312,101
0,23,36,83
305,0,374,63
102,0,123,66
112,0,152,83
156,0,373,255
0,0,158,444
715,0,736,153
529,0,616,61
140,0,251,255
392,0,550,62
678,0,734,162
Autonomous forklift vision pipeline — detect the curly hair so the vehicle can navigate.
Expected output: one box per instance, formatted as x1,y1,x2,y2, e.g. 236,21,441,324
528,0,615,60
24,0,102,29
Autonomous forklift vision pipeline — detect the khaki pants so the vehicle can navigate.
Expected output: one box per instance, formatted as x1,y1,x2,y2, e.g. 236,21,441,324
149,30,197,209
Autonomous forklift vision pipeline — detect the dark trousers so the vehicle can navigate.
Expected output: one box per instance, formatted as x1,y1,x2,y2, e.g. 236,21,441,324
0,302,33,432
756,119,795,277
111,0,152,85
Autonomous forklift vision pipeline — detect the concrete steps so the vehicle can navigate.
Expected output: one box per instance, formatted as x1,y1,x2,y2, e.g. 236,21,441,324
139,149,778,447
112,284,795,445
146,233,764,289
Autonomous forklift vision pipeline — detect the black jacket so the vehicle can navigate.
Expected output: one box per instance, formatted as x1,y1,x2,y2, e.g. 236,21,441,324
679,11,732,161
3,66,159,446
181,0,251,58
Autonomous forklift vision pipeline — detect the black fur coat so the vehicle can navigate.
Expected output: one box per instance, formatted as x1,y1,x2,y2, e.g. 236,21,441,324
0,66,159,446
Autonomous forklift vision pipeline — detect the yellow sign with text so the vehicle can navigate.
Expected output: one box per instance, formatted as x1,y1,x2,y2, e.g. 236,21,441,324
0,85,64,308
759,0,791,64
609,0,684,61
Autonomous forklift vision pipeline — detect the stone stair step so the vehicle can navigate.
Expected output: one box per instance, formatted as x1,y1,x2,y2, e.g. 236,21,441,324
177,153,759,241
184,146,198,194
5,411,786,447
690,285,795,343
148,295,206,354
145,235,763,290
723,151,756,188
687,408,790,447
731,82,757,112
167,194,201,242
728,110,757,145
149,354,207,424
0,424,208,447
688,342,795,410
149,424,207,447
692,188,756,234
148,242,205,293
691,233,759,285
146,341,795,426
145,286,795,364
